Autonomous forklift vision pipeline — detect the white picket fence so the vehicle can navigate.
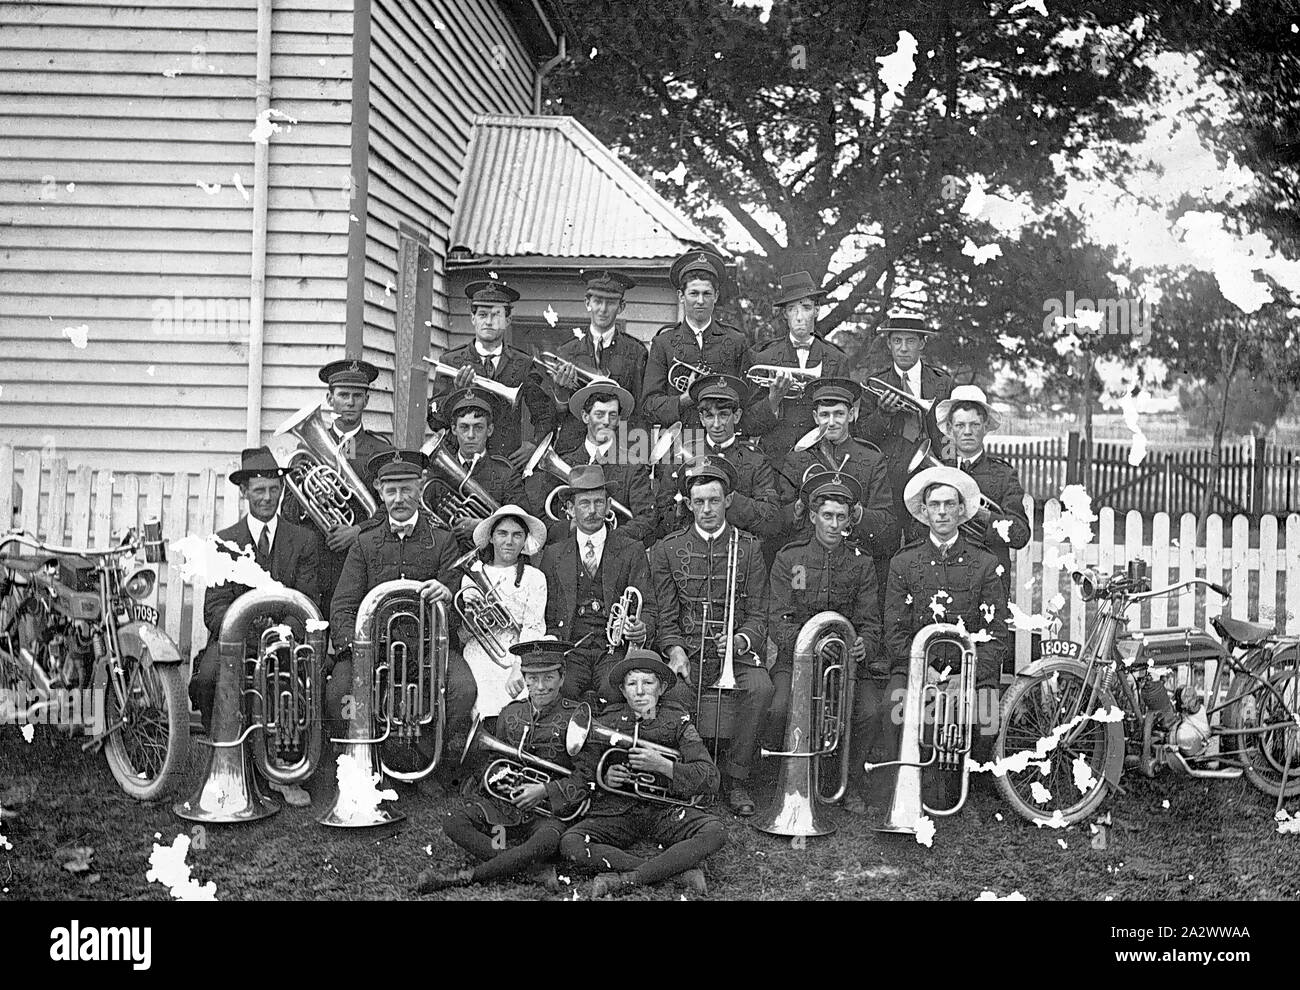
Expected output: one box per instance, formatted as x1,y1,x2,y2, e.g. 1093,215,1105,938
4,443,1298,667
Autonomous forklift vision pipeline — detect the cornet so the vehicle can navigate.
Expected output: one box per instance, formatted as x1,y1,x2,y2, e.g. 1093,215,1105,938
862,377,934,416
451,547,524,669
667,358,713,394
746,362,823,397
274,400,379,532
566,703,701,808
605,587,644,650
531,349,607,389
423,356,521,408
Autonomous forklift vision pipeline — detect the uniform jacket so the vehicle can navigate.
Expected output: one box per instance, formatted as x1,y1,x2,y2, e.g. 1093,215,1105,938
856,361,955,459
654,437,782,543
944,450,1030,594
428,448,529,540
649,523,768,669
741,333,850,461
329,511,462,654
201,515,324,645
549,329,649,453
767,536,882,674
541,440,657,546
779,438,899,563
883,532,1010,687
570,701,720,814
538,527,658,649
471,696,591,819
641,320,752,428
427,341,555,457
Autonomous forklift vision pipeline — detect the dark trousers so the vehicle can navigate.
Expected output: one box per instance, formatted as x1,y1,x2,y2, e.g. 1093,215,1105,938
560,641,622,713
442,801,564,883
559,805,726,885
188,640,222,732
665,661,773,782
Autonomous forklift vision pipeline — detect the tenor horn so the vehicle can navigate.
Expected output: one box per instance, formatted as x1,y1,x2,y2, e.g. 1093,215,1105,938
865,623,978,835
423,357,521,407
565,703,700,808
420,430,500,529
459,712,592,823
451,547,523,668
175,587,326,824
753,611,857,838
274,400,379,532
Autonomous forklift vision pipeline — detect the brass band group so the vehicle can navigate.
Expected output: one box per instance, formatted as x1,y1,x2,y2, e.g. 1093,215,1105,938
184,247,1034,898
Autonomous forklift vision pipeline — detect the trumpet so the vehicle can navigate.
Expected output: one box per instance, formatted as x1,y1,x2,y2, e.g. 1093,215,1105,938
667,357,713,394
531,349,607,389
460,712,592,824
566,703,700,808
420,430,500,529
423,357,521,408
746,362,823,397
274,400,379,532
862,376,934,416
450,547,524,669
605,587,644,650
865,623,978,834
524,434,635,527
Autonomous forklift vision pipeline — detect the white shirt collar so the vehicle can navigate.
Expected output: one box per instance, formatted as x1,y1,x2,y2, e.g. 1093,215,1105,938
789,335,813,350
474,342,504,359
694,522,728,542
459,450,482,470
578,526,608,555
391,514,418,538
894,362,922,393
706,435,736,452
332,421,361,442
931,533,958,554
589,326,615,347
957,450,984,470
584,437,615,461
684,317,710,337
247,515,278,546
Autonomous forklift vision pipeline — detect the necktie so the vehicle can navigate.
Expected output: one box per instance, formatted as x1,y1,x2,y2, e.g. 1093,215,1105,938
481,354,496,377
959,459,971,473
256,526,270,561
593,339,605,371
900,374,921,442
583,540,598,577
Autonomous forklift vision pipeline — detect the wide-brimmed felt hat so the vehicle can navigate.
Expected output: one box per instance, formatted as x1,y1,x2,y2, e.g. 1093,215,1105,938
772,271,828,308
318,358,379,388
567,378,635,420
935,384,1002,434
472,504,547,557
608,648,677,694
903,465,982,524
879,313,936,336
509,638,575,674
799,468,863,506
549,463,620,510
465,279,520,307
367,449,427,482
581,269,636,298
230,446,287,486
669,247,727,291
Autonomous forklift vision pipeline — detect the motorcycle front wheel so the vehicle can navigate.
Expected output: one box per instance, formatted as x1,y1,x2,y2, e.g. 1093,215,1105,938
103,658,188,800
1223,649,1300,799
993,661,1122,825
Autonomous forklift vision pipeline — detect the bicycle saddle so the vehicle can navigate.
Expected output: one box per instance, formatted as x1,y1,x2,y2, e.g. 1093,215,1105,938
1212,614,1272,648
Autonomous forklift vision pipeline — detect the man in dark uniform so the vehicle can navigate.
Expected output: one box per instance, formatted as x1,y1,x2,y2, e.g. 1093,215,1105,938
868,465,1010,816
856,313,956,545
654,374,782,553
742,271,851,464
641,248,751,431
426,279,555,470
538,464,656,711
780,378,898,594
285,358,393,614
933,385,1030,598
424,388,527,550
546,269,649,453
190,447,323,806
649,457,772,816
559,650,725,898
416,641,590,893
327,450,478,789
542,380,656,546
765,470,881,813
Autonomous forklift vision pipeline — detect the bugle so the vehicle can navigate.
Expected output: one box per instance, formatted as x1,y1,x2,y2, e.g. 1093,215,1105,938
864,623,978,834
451,547,523,669
423,356,521,407
565,703,700,808
667,358,713,394
459,712,591,823
274,400,379,532
524,434,634,527
419,430,500,529
862,377,935,416
746,362,823,397
753,611,857,838
605,587,644,651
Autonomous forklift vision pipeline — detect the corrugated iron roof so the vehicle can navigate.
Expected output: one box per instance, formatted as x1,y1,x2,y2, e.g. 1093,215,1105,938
449,115,719,261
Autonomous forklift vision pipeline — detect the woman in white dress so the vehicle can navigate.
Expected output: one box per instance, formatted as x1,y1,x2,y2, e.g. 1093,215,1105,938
456,504,548,719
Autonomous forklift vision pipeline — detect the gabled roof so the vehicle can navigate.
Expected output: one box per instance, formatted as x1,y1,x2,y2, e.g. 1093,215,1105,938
449,115,720,263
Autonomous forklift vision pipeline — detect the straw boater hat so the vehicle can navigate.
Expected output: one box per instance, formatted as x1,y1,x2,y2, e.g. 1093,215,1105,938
608,647,677,694
903,466,982,524
878,313,937,337
935,384,1002,435
472,504,547,557
567,377,635,419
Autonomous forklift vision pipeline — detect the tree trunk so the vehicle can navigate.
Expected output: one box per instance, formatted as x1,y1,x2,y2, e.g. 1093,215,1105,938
1079,339,1093,492
1197,339,1242,540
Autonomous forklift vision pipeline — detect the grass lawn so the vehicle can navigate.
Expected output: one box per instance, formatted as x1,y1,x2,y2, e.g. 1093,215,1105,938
2,728,1297,902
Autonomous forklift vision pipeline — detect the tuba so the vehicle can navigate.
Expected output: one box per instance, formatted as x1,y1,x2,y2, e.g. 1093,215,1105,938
451,547,523,668
274,400,379,532
419,430,500,529
745,363,823,397
566,703,700,807
175,587,325,825
865,623,978,834
753,611,857,837
524,434,634,527
459,712,592,824
422,357,521,407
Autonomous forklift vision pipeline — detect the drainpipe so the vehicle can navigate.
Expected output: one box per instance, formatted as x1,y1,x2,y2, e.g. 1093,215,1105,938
245,0,273,445
533,33,566,114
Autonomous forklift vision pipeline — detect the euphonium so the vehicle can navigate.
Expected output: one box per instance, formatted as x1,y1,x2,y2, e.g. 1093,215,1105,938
422,356,521,407
605,587,643,650
753,611,857,838
451,547,523,668
524,434,634,527
565,703,699,808
865,622,978,834
745,362,823,397
419,430,500,529
175,587,325,825
862,376,935,416
667,357,713,394
459,712,592,823
274,400,379,532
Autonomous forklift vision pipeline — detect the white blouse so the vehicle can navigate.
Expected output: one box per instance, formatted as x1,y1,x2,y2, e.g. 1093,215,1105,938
458,562,548,716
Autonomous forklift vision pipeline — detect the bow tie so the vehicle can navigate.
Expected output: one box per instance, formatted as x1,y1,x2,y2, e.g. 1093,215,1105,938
390,519,417,538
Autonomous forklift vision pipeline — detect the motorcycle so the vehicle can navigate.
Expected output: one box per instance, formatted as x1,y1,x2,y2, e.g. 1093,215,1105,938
993,559,1300,825
0,528,189,800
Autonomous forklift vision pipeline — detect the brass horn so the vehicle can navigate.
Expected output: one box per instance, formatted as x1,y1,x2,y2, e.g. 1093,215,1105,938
524,434,634,527
459,712,591,823
423,356,521,407
865,622,978,835
746,362,823,397
605,587,644,651
753,611,858,837
565,703,700,808
532,349,607,389
419,430,500,529
667,357,713,394
274,400,379,532
175,587,326,824
451,547,524,668
862,376,935,416
906,440,1004,541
